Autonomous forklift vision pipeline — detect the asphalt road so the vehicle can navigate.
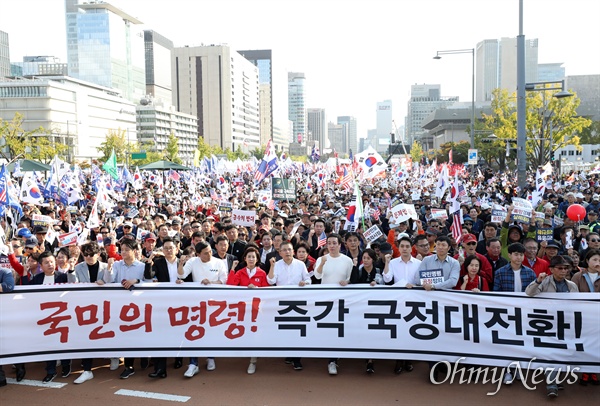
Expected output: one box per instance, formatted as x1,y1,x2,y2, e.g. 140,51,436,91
1,357,598,405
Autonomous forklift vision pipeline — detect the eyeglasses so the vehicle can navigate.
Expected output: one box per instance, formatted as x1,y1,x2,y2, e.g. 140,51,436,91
417,244,430,248
163,246,175,250
525,246,538,251
430,225,441,228
466,242,477,246
192,226,200,229
25,247,35,250
590,239,600,242
275,223,283,227
83,253,96,257
554,266,570,270
11,245,21,249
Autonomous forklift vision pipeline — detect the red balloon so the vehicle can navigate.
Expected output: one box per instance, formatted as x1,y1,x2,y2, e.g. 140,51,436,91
566,204,586,221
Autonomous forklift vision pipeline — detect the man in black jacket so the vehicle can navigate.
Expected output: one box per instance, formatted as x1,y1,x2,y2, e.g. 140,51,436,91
225,224,247,261
143,237,183,376
30,251,73,383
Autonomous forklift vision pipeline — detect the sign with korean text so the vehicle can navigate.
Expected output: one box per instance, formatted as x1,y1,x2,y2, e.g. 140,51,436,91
271,178,296,201
430,209,449,220
232,210,256,227
536,228,554,242
390,204,418,224
363,225,384,243
218,202,233,214
491,206,507,223
2,285,598,373
32,214,53,228
57,231,78,247
419,269,444,285
511,198,532,224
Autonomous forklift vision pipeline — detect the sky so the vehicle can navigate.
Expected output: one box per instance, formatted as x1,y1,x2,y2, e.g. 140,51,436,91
2,0,599,140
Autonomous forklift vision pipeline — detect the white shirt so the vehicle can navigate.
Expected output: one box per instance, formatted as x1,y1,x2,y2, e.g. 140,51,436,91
384,255,422,286
43,274,55,285
166,257,179,282
268,258,311,286
260,247,274,264
180,257,227,283
314,254,353,285
513,269,522,292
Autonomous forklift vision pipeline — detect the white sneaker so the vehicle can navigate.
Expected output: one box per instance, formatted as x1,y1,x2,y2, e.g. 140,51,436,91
74,371,94,384
247,362,256,375
184,365,199,378
328,362,338,375
110,358,120,371
206,358,216,371
504,371,514,385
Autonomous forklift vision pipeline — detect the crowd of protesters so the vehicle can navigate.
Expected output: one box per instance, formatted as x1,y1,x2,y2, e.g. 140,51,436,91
1,159,599,398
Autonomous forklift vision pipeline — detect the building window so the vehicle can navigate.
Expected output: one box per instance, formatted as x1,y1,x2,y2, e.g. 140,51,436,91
576,150,582,155
568,150,574,156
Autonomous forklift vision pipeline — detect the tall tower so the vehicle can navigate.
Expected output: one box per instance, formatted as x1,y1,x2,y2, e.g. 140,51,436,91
0,30,9,78
337,116,357,155
65,0,146,102
307,108,327,150
144,30,173,102
238,50,273,147
374,100,392,154
172,45,260,151
288,72,306,145
476,37,538,101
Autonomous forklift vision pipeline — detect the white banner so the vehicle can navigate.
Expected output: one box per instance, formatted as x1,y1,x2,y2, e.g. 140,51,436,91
232,209,256,226
390,204,418,224
1,285,598,372
430,209,449,220
363,225,384,243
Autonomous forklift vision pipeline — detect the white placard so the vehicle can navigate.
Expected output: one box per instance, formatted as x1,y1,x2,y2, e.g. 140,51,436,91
232,209,256,227
363,225,384,243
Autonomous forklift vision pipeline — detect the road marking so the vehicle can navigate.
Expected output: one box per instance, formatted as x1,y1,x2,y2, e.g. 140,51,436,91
6,378,67,388
115,389,191,402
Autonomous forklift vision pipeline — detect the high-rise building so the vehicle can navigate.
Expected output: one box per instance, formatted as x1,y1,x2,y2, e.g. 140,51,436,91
405,84,459,149
144,30,173,102
337,116,357,155
136,97,198,164
307,108,327,150
328,122,346,154
238,50,273,147
172,45,260,151
65,0,146,103
476,37,538,102
566,74,600,121
288,72,306,145
12,56,68,76
0,30,9,78
374,100,392,154
538,63,565,82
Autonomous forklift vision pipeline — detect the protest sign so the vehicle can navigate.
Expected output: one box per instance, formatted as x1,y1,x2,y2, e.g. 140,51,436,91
271,178,296,201
511,198,532,224
232,210,256,227
536,228,554,242
419,269,444,285
491,206,507,223
390,204,418,224
31,214,53,228
58,231,78,247
363,225,384,243
430,209,448,220
219,202,233,214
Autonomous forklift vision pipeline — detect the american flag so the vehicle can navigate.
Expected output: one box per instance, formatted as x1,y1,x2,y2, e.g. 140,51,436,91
341,166,354,190
450,210,462,243
317,231,327,248
372,206,381,221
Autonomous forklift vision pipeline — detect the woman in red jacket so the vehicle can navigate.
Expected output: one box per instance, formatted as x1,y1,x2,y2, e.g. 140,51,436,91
226,246,268,374
455,255,489,292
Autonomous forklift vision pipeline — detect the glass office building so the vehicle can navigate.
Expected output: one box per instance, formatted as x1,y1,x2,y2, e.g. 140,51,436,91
65,0,145,103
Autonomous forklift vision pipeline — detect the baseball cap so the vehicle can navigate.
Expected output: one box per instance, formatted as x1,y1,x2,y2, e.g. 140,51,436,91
550,255,570,267
143,233,157,242
461,234,477,244
25,237,39,248
425,227,440,235
593,194,600,201
546,241,560,249
379,243,393,254
17,228,33,238
123,222,134,228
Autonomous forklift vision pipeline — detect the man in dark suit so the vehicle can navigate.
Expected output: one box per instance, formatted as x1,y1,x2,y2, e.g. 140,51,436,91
265,232,284,265
30,251,74,383
0,267,15,387
213,235,238,271
143,237,183,377
225,224,247,261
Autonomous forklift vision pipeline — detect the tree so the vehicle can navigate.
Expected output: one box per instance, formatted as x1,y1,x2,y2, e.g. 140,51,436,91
410,141,423,163
164,134,182,164
96,129,134,163
579,120,600,145
0,113,68,163
477,88,591,169
249,145,267,160
435,141,469,164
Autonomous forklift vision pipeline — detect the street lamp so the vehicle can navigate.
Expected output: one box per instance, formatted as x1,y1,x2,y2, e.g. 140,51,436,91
434,48,475,149
66,120,80,163
525,80,573,167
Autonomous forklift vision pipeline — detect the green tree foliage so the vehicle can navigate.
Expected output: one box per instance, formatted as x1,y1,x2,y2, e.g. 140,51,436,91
249,145,267,160
410,141,424,163
435,141,470,164
96,129,135,163
0,113,68,163
164,134,182,164
477,88,591,169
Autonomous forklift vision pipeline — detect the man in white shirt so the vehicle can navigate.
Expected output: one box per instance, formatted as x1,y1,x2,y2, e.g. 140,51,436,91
267,241,311,370
313,234,353,375
178,241,227,377
383,235,421,374
383,236,421,286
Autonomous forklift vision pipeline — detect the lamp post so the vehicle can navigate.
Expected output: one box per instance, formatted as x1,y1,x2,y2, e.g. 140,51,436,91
434,48,475,150
525,80,573,167
66,120,79,164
